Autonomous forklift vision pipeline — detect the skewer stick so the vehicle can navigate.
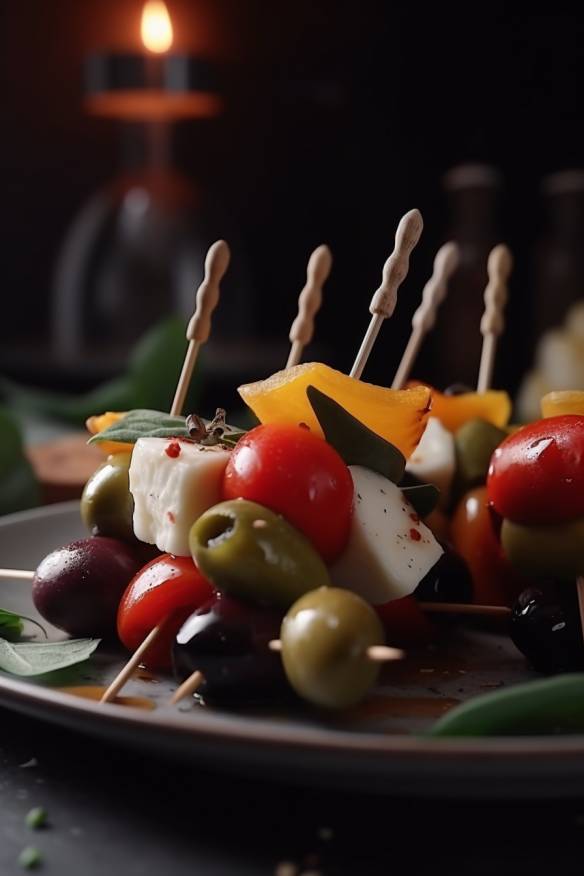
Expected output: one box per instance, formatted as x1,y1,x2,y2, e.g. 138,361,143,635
286,245,332,368
419,602,511,618
476,244,513,394
100,624,164,704
170,240,231,416
0,568,34,580
101,244,230,704
268,639,404,662
350,209,424,380
169,670,204,705
392,241,459,389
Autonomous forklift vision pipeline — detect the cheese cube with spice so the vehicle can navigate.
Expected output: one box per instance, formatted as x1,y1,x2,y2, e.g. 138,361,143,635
129,437,231,556
330,466,443,604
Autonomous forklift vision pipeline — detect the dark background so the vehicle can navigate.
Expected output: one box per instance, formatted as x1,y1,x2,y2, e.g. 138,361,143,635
2,4,584,404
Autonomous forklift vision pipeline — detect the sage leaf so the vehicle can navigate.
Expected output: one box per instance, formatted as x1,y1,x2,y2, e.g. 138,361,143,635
90,408,246,448
306,386,406,483
0,638,99,677
89,410,189,445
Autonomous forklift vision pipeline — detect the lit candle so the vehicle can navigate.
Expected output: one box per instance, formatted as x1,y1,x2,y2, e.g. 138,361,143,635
85,1,221,121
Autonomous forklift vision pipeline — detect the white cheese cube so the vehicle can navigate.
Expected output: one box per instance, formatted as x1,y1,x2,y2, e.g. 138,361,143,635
129,437,231,556
331,466,443,605
405,416,455,508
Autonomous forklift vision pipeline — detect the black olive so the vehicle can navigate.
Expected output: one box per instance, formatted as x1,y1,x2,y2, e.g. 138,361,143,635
172,593,289,706
510,584,584,673
415,543,473,604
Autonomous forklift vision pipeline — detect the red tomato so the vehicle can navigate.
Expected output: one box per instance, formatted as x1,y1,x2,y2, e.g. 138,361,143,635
451,486,530,606
222,423,353,563
487,415,584,525
117,554,213,669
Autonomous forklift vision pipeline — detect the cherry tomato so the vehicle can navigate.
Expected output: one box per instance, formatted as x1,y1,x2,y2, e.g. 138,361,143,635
451,486,530,606
117,554,213,669
222,423,353,563
487,415,584,525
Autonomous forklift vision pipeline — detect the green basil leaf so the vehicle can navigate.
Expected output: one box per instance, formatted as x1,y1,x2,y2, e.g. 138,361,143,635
89,410,189,445
0,609,46,642
0,610,23,641
401,484,440,518
0,638,100,677
0,409,40,515
306,386,406,483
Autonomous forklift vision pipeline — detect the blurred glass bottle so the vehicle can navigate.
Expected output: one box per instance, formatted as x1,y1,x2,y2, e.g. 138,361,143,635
532,170,584,339
428,163,503,388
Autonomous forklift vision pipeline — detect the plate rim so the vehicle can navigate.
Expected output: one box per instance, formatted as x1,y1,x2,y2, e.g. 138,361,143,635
2,501,584,766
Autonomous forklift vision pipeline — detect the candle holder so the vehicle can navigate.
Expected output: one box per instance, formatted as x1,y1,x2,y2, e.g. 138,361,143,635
50,9,229,375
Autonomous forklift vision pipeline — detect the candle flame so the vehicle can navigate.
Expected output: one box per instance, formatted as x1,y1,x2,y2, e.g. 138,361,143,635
141,1,173,54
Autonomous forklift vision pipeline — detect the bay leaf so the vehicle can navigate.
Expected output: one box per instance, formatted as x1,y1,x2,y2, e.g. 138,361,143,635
306,385,406,483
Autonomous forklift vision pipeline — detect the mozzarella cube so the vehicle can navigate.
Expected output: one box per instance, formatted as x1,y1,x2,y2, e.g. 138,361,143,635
331,466,443,604
129,437,231,556
405,416,455,508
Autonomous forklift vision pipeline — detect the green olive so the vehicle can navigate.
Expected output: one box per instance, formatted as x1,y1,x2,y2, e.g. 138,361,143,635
453,418,507,501
280,587,384,709
189,499,330,608
80,452,135,542
501,517,584,581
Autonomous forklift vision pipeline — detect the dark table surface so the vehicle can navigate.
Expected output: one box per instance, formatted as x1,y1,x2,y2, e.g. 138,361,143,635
1,707,584,876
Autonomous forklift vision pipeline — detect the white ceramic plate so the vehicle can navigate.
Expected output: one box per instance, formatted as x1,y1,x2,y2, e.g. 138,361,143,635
0,502,583,799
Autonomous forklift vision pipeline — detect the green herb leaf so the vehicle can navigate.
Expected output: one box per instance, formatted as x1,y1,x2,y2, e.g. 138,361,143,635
88,409,189,445
306,386,406,483
18,846,42,870
0,638,99,677
0,609,46,642
25,808,48,830
0,408,40,515
90,408,245,448
401,484,440,518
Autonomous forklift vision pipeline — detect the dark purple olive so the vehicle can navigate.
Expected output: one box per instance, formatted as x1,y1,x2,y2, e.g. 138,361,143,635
32,537,148,638
415,543,473,604
510,584,584,673
172,593,288,706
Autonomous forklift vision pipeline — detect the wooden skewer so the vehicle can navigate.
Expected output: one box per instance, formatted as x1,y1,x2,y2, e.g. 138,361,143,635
100,623,164,704
418,602,511,618
476,244,513,394
286,245,332,368
267,639,405,662
169,670,204,705
392,241,459,389
0,568,34,580
170,239,231,416
350,209,424,380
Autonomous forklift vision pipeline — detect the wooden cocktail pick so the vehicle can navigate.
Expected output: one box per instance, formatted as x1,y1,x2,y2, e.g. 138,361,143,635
101,244,230,704
169,670,204,705
392,241,460,389
100,624,165,705
170,239,231,416
0,568,34,580
418,602,511,618
267,639,404,662
168,642,406,706
350,209,424,380
476,244,513,394
286,245,332,368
